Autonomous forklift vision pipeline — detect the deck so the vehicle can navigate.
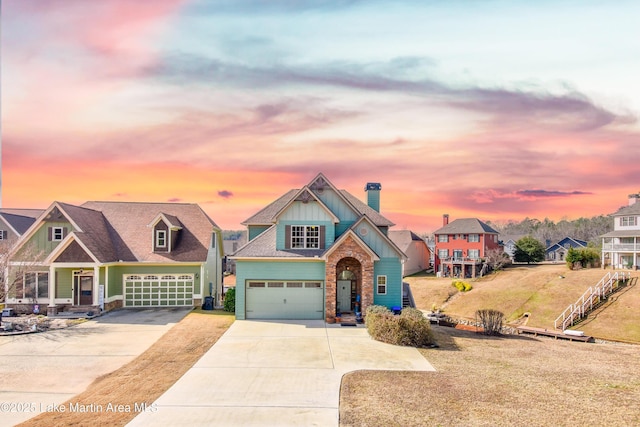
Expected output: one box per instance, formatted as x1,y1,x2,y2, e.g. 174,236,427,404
517,326,594,342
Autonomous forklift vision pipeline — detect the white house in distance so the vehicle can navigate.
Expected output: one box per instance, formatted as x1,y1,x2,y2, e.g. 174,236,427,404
601,193,640,269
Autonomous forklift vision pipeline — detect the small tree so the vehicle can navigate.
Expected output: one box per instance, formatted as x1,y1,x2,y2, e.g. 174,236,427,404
476,309,504,336
513,236,546,264
483,248,512,272
1,241,46,320
566,246,601,269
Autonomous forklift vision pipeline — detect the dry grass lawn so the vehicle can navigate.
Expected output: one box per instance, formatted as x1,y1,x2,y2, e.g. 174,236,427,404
18,309,234,427
407,265,640,342
340,326,640,427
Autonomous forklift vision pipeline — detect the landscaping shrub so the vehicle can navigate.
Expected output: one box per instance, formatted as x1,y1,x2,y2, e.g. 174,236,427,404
566,246,601,269
223,287,235,312
452,280,472,292
476,309,504,336
365,305,434,348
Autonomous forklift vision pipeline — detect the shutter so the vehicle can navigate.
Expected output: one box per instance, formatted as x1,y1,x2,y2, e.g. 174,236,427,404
63,227,68,238
319,226,326,249
285,225,291,249
1,230,6,239
48,227,53,241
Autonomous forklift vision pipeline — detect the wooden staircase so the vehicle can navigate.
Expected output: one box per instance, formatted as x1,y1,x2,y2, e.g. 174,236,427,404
554,271,631,331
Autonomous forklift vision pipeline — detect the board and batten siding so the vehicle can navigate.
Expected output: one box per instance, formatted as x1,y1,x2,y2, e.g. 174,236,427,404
276,220,335,250
373,258,403,308
235,260,325,320
14,221,72,261
356,222,399,258
314,188,358,223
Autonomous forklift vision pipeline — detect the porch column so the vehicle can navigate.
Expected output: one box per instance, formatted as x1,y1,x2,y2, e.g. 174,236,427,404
93,266,100,307
472,263,476,279
48,265,56,307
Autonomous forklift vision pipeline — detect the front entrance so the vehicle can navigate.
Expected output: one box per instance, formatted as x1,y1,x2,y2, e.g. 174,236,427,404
337,280,353,312
74,273,93,305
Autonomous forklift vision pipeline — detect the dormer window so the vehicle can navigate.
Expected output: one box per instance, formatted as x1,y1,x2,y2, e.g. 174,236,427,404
156,230,167,248
48,226,67,241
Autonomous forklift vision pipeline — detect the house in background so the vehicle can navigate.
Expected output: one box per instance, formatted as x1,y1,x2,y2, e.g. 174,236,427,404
0,209,44,243
232,173,407,321
6,201,223,315
601,193,640,269
433,215,500,278
389,230,431,276
499,234,526,261
545,237,587,262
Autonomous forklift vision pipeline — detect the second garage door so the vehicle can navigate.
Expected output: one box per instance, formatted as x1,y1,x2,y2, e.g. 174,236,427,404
246,280,324,319
124,274,194,307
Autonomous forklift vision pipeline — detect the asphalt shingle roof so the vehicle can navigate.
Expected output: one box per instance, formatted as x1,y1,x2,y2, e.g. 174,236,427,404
232,226,325,258
0,210,43,235
79,201,218,263
433,218,499,235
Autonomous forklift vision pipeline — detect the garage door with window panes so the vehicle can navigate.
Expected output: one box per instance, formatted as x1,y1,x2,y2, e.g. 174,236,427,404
124,274,194,307
246,280,324,319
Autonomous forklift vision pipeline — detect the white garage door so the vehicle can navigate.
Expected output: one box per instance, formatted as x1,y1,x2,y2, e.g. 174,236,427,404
246,280,324,319
124,274,194,307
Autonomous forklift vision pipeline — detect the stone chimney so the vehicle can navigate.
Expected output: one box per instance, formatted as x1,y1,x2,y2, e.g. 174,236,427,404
443,214,449,226
629,193,640,206
365,183,382,212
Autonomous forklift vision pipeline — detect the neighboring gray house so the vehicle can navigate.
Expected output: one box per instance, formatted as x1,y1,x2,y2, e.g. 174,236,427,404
545,237,587,262
389,230,431,276
499,234,526,261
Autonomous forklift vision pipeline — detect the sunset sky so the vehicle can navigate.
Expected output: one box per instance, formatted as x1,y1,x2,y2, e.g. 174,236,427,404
2,0,639,233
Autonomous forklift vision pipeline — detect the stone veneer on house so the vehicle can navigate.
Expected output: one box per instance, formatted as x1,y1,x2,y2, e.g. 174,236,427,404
325,235,374,322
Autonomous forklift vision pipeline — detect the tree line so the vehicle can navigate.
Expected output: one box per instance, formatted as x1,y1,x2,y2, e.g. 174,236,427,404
486,215,613,247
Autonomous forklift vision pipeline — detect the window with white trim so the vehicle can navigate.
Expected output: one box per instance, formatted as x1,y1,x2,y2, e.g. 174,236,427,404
620,216,638,227
52,227,64,241
12,272,49,299
468,249,480,259
156,230,167,248
377,275,387,294
468,234,479,242
437,234,448,242
291,225,320,249
438,249,449,259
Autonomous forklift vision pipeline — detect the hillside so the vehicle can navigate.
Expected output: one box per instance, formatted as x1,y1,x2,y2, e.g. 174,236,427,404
406,264,640,343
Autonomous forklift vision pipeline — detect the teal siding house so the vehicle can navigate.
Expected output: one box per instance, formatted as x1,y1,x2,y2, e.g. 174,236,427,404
232,173,406,321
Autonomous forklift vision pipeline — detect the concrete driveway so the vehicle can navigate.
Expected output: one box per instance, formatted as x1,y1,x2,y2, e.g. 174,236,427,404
0,308,189,426
129,320,435,426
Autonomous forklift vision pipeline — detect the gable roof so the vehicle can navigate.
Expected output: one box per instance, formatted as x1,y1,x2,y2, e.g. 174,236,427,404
499,234,527,244
389,230,426,253
546,237,587,252
433,218,499,235
0,209,44,235
241,173,394,227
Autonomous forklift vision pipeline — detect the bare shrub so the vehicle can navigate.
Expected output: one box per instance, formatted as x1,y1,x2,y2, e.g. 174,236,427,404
476,309,504,336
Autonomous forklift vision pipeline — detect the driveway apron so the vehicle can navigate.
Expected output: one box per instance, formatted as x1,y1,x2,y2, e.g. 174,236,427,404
129,320,435,427
0,308,189,426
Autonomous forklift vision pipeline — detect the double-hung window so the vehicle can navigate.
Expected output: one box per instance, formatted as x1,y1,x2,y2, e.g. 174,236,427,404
620,216,637,227
437,234,448,243
468,234,479,242
377,275,387,294
468,249,480,259
291,226,320,249
156,230,167,248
